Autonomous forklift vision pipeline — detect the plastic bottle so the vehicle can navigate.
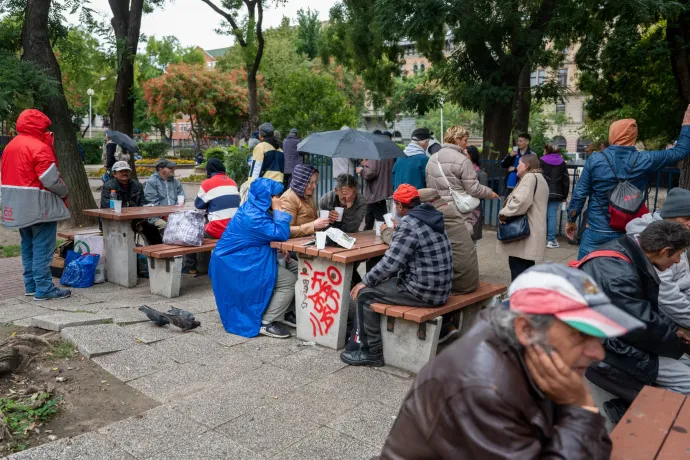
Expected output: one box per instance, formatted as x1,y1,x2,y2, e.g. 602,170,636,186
109,190,116,209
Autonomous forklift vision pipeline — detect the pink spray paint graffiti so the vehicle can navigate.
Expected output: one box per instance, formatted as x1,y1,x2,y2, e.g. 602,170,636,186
300,262,343,337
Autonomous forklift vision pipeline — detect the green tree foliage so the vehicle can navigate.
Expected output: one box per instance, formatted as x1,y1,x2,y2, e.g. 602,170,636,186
295,8,321,59
415,102,482,142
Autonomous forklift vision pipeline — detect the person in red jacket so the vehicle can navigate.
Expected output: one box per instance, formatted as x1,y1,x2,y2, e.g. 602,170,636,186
1,109,71,300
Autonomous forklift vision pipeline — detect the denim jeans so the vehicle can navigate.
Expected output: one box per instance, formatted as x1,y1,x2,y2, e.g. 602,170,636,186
546,201,561,242
19,221,58,296
577,229,623,260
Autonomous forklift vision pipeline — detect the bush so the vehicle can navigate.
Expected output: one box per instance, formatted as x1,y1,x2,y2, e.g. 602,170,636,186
225,145,250,185
180,174,207,183
87,166,153,178
80,139,104,164
177,148,195,159
139,142,169,159
204,147,225,162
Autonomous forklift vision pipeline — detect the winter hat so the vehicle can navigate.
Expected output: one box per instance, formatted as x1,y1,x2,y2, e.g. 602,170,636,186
290,164,317,198
206,158,226,178
392,184,420,205
609,119,638,147
411,128,431,141
259,122,275,137
660,188,690,219
289,128,299,136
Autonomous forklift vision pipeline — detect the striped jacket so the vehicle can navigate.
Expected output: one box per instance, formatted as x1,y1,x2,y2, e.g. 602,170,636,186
194,173,240,239
249,140,284,185
1,110,70,229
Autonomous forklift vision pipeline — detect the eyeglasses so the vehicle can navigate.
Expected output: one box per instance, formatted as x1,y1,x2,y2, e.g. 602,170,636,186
307,180,318,187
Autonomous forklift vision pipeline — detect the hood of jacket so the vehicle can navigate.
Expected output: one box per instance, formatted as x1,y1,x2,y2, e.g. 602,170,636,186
407,203,445,233
16,109,51,139
626,212,662,236
541,153,564,166
206,158,226,178
248,177,283,213
404,142,427,157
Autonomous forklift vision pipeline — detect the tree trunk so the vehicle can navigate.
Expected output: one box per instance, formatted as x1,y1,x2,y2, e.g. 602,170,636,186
21,0,97,227
514,63,532,138
482,100,514,160
247,73,259,130
668,10,690,189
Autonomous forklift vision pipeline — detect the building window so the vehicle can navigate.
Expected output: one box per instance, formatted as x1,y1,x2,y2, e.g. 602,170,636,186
563,46,569,55
538,70,546,85
577,139,592,153
530,71,537,87
556,102,566,113
413,64,419,74
558,68,568,86
582,103,587,122
553,136,567,151
420,64,426,73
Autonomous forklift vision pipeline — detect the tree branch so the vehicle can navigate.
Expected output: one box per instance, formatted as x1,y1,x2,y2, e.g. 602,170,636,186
199,0,247,48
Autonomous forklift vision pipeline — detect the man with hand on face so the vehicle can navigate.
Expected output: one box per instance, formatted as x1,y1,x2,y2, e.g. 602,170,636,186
319,174,367,234
381,264,641,459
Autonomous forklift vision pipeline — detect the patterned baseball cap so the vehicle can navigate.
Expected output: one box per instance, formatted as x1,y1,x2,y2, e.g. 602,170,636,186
509,264,645,338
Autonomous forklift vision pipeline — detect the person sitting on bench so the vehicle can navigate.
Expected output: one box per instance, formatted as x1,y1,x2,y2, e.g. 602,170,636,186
341,184,453,367
382,264,643,459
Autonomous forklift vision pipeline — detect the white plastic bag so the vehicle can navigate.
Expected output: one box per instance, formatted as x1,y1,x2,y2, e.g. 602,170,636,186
74,234,106,283
163,211,205,246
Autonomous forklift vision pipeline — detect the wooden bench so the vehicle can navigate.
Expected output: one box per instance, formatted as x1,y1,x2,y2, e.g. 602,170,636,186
57,228,102,241
371,282,507,373
610,385,690,459
133,239,218,298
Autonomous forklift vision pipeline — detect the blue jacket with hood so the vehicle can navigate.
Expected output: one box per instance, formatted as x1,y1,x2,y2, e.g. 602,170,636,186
567,125,690,233
209,178,292,337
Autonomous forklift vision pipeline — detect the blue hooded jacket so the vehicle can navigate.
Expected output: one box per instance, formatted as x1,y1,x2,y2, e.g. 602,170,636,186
568,125,690,234
209,178,292,337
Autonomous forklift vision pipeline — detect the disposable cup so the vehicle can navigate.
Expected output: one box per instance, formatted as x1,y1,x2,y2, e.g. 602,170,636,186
335,207,344,222
383,213,394,228
319,210,330,220
316,232,327,250
113,200,123,214
375,220,383,236
177,195,185,206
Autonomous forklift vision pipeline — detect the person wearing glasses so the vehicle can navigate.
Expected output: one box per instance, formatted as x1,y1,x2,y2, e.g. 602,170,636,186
280,164,330,238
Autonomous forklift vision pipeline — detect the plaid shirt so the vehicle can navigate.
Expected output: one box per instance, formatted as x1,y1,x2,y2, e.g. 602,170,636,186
363,212,453,305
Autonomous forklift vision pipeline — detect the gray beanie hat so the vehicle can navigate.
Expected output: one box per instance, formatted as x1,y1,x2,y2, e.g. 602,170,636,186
660,188,690,219
259,122,274,137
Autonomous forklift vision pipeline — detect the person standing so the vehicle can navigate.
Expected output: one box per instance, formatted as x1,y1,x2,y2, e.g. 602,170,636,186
501,133,534,197
466,145,488,252
0,109,71,300
332,126,357,188
282,128,302,191
357,156,395,231
248,122,284,185
392,128,430,190
540,143,570,249
497,154,549,280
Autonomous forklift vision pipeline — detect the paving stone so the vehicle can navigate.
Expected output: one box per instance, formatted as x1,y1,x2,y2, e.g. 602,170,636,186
275,427,380,460
170,387,266,428
128,363,228,403
93,344,176,381
327,401,398,449
271,346,346,381
224,364,313,401
108,307,154,325
10,318,33,327
236,335,304,363
7,432,134,460
31,312,113,331
149,333,230,364
123,322,183,343
217,406,320,457
85,291,169,308
0,303,52,323
61,324,136,358
13,293,102,309
320,366,413,410
147,431,262,460
159,295,218,314
193,320,250,348
269,381,364,426
99,405,207,459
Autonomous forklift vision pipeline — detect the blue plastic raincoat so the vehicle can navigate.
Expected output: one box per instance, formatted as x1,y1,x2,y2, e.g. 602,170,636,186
209,178,292,337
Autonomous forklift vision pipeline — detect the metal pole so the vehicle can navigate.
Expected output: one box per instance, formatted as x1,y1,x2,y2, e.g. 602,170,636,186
439,98,445,139
89,94,92,139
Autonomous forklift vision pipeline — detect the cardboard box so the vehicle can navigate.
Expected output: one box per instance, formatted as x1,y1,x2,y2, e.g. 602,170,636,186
50,255,65,278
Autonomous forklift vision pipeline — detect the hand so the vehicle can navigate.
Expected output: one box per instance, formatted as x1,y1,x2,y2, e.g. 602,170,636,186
498,214,508,224
314,217,330,230
379,223,388,235
508,166,516,172
491,192,500,200
278,249,290,262
524,345,595,407
676,328,690,345
389,217,398,229
271,196,282,211
683,104,690,126
328,210,340,223
350,282,366,300
356,167,363,175
510,148,518,157
565,222,578,241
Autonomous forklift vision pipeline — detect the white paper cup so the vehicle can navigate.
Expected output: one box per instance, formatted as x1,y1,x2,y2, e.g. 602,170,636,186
383,213,394,228
375,220,383,236
315,232,327,250
334,207,344,222
319,210,330,220
113,200,123,214
177,195,185,206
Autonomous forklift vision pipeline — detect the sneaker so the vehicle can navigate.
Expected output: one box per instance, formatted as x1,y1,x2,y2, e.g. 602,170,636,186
340,349,384,367
181,267,197,275
34,288,71,301
547,240,560,249
438,323,459,345
24,292,35,297
281,311,296,328
259,322,291,339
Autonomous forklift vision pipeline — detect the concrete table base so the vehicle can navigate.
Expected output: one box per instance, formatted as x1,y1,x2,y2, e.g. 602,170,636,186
148,257,183,298
380,316,441,373
294,257,353,350
102,219,137,288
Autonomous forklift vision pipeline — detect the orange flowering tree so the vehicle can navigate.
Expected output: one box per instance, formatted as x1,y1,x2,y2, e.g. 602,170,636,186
142,64,268,149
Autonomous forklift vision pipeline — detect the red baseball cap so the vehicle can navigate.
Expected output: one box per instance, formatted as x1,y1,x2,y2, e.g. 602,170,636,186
392,184,420,205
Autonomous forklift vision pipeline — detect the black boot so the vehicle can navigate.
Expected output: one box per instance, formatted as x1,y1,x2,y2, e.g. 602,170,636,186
340,349,384,367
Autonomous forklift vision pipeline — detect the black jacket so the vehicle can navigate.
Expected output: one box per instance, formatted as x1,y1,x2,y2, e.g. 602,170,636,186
580,236,689,392
540,158,570,201
100,178,144,209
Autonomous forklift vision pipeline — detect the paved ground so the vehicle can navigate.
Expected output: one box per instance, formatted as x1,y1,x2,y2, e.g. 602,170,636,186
0,233,578,460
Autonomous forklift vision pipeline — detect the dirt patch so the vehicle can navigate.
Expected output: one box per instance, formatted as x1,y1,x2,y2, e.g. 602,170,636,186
0,325,158,456
0,226,20,248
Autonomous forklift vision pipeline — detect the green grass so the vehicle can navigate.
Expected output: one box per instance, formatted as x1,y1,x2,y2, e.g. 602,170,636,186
45,340,76,361
0,245,20,258
0,393,62,452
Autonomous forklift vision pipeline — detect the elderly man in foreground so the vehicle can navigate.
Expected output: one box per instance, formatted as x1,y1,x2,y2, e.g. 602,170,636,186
381,264,645,459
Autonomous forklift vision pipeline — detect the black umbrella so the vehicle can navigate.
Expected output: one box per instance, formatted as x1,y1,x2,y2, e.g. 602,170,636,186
297,128,405,160
105,130,139,154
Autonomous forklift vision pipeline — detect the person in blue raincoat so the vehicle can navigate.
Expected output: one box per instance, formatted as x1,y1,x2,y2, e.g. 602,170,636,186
209,178,296,339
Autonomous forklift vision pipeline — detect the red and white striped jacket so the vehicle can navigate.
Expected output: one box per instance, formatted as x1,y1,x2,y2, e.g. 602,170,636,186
1,109,70,229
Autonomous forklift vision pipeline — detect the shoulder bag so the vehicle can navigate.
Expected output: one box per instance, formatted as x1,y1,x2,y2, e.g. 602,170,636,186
436,157,480,213
497,176,538,243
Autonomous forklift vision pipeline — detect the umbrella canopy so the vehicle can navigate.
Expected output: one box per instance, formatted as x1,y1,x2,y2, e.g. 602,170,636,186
105,130,139,153
297,129,405,160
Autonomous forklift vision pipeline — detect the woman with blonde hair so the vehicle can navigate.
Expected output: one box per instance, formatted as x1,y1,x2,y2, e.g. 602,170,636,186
426,126,499,233
497,154,549,280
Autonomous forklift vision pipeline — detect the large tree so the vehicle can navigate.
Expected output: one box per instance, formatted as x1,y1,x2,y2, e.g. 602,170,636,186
199,0,287,131
21,0,97,226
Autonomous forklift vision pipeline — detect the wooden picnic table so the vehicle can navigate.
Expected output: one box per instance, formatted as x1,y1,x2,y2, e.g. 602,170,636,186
83,205,184,288
270,230,388,349
610,385,690,459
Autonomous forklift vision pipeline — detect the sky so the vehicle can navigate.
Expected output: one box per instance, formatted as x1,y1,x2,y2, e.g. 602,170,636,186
78,0,339,51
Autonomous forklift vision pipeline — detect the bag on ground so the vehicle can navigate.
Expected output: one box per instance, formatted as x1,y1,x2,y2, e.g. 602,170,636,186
60,251,100,288
163,210,205,246
74,234,106,283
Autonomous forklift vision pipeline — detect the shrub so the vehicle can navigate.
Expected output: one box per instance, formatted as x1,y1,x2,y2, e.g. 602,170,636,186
225,145,250,185
204,147,225,162
139,142,169,159
177,148,195,159
180,174,207,183
80,139,104,164
87,166,153,178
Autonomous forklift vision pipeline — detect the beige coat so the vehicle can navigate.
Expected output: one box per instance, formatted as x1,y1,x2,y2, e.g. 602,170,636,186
426,144,495,230
281,188,318,238
496,172,549,261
